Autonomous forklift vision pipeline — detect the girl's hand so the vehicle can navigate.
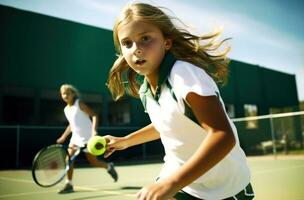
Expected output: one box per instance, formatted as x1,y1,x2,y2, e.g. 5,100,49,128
103,135,128,158
56,136,66,144
136,180,177,200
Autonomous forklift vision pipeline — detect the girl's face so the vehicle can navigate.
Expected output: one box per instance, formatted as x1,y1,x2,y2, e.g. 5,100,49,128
60,88,75,105
117,20,171,84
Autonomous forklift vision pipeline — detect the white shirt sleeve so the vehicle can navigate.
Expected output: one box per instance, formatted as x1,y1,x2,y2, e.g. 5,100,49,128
169,60,219,100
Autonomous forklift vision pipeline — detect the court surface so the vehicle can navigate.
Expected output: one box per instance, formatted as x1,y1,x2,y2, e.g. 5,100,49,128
0,155,304,200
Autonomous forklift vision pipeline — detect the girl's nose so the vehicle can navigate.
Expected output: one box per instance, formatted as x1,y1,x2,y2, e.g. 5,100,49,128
135,49,142,55
132,42,143,56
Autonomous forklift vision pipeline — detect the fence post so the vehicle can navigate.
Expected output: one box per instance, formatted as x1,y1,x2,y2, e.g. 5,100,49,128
16,125,20,168
269,115,277,159
142,144,147,160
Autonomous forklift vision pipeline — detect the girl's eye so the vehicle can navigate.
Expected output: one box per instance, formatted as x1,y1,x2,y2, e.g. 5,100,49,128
141,36,151,43
121,41,132,48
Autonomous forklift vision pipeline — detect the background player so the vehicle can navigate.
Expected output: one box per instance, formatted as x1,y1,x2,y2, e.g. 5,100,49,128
56,84,118,194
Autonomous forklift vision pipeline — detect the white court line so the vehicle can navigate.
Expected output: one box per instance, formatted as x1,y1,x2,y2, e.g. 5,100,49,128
0,190,57,199
0,176,136,198
253,164,304,175
83,178,149,188
0,176,58,199
0,176,33,184
62,185,136,197
0,187,135,199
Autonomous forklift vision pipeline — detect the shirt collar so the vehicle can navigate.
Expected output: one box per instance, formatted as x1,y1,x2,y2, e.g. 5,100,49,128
139,52,176,101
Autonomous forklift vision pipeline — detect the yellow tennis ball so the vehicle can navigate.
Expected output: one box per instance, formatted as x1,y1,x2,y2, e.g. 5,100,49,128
87,136,107,156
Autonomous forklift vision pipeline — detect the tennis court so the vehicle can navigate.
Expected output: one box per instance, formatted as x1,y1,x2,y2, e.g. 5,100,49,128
0,155,303,200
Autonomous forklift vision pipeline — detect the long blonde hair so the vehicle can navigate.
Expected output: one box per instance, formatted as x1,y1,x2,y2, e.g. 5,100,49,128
107,3,230,101
60,84,80,100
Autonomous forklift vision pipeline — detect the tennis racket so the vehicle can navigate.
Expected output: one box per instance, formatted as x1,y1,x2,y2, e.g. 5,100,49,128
31,144,83,187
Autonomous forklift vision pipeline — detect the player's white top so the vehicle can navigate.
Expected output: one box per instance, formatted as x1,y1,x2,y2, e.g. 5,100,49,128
64,99,92,147
141,60,251,199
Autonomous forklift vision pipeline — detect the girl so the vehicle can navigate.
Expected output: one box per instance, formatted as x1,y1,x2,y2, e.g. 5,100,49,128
105,3,254,200
56,84,118,194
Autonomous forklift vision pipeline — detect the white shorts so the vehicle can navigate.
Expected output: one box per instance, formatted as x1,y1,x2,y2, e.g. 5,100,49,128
69,132,90,148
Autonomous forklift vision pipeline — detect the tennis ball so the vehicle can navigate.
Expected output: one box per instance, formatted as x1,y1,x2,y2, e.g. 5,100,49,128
87,136,107,156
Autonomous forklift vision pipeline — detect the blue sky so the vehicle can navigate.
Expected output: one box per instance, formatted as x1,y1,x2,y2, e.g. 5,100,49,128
1,0,303,100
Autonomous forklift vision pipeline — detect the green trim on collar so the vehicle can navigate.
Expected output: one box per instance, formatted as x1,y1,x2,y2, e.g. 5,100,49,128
138,52,176,102
154,52,176,101
157,52,176,87
138,55,200,126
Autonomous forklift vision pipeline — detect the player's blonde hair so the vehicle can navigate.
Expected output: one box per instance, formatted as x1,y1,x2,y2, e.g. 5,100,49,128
60,84,80,99
107,3,230,100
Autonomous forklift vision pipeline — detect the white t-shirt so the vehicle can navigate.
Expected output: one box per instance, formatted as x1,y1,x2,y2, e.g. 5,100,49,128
64,99,92,147
143,60,251,199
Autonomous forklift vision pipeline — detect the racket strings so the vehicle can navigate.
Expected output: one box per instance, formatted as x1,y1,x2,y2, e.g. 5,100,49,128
33,146,68,186
37,148,66,169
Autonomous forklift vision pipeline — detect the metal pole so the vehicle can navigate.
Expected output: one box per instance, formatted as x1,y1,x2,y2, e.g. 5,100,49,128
269,115,277,159
142,144,146,160
16,125,20,168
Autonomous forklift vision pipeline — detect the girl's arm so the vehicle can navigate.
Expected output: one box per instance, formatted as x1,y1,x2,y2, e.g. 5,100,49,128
137,93,236,199
168,92,236,189
79,101,98,136
104,123,160,158
56,125,72,144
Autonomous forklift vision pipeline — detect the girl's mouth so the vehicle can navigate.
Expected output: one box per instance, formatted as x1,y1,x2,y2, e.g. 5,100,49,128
135,59,146,66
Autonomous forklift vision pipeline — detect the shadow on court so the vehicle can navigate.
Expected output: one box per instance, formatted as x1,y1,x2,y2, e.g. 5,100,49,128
121,186,142,190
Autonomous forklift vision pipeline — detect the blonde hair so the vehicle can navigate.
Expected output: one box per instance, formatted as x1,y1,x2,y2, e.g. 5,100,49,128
60,84,80,98
108,3,230,100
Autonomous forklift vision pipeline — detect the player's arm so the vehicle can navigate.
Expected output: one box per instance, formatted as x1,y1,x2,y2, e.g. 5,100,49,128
168,93,236,192
137,93,236,199
56,125,72,144
104,123,160,158
79,101,98,136
125,123,160,146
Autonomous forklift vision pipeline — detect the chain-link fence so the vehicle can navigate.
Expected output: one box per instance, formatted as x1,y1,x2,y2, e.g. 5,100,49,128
0,126,164,169
1,111,303,169
232,111,304,156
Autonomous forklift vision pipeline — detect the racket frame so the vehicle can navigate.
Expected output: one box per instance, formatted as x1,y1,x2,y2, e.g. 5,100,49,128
31,144,82,187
